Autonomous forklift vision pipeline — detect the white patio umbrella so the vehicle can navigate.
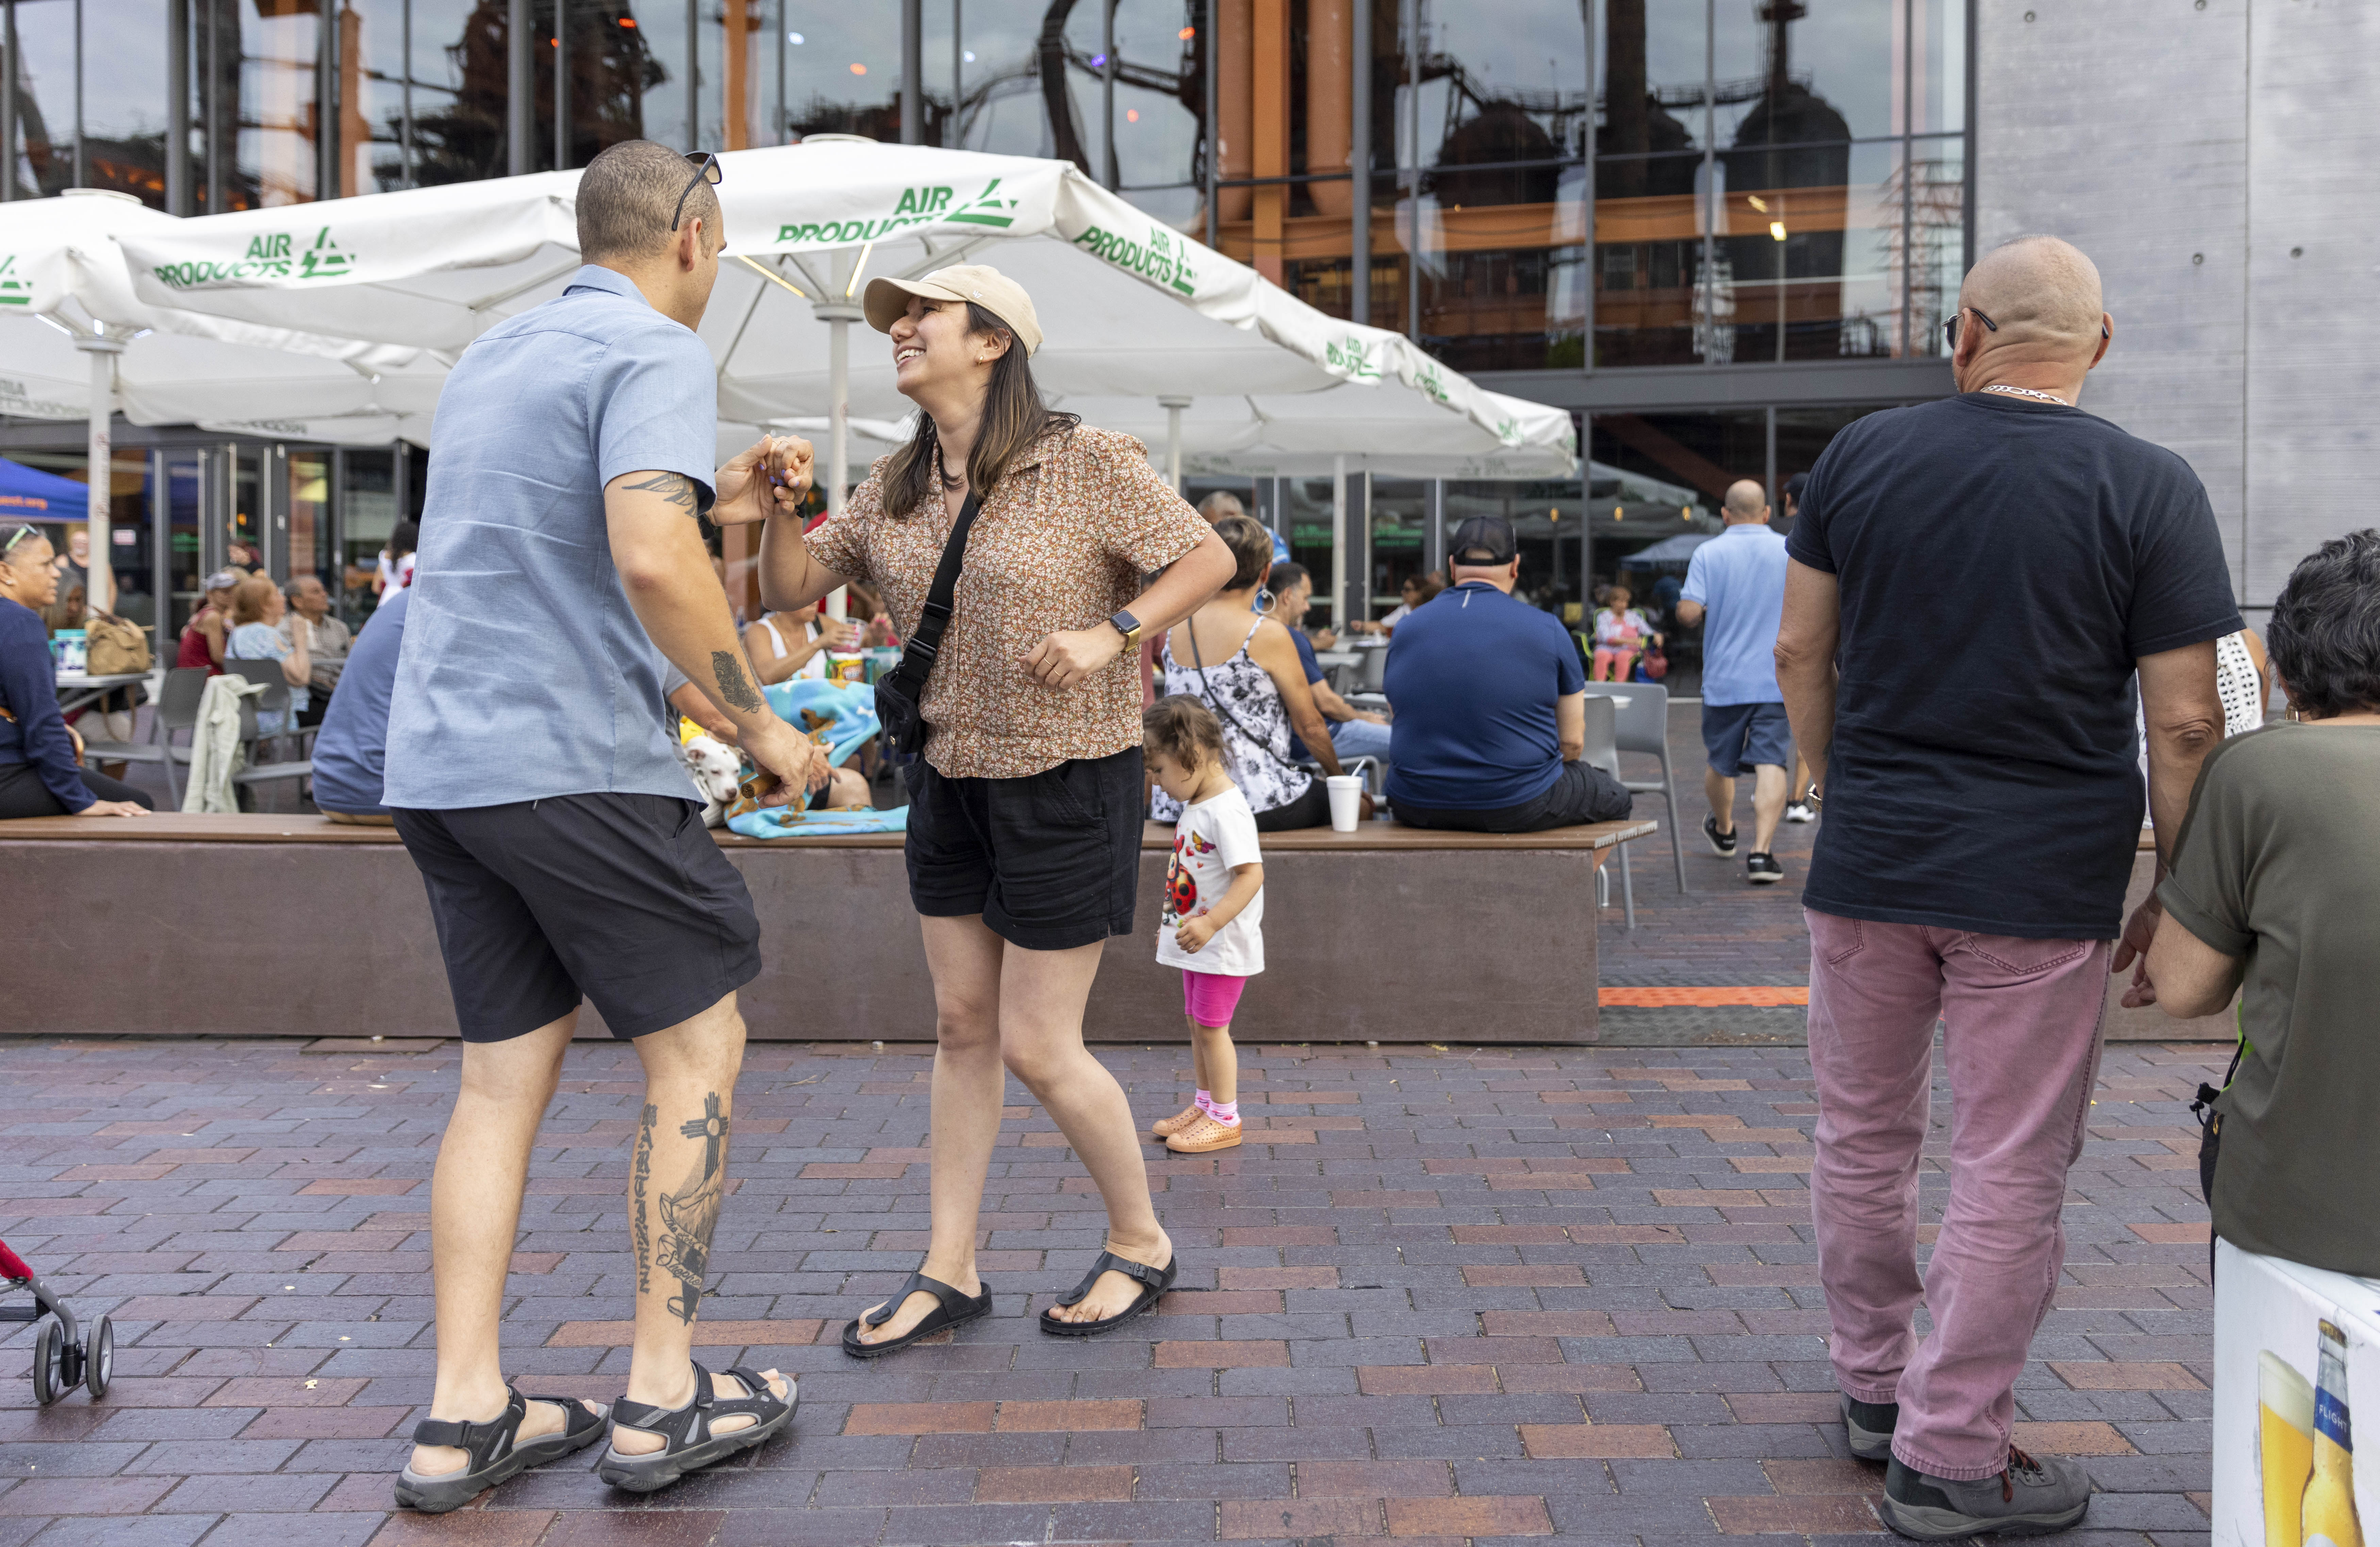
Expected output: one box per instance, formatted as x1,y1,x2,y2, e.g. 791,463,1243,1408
0,191,439,604
116,141,1575,502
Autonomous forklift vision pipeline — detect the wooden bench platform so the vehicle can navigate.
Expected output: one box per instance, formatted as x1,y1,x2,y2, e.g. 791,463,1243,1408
0,812,1655,1046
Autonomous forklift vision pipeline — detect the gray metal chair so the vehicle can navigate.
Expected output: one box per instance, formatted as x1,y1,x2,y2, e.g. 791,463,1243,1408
1576,693,1636,930
222,664,312,803
1581,681,1689,896
76,675,177,805
228,689,312,805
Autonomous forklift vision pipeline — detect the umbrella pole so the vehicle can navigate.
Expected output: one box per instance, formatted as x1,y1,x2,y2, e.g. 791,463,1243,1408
825,309,850,622
76,327,123,614
1160,395,1189,493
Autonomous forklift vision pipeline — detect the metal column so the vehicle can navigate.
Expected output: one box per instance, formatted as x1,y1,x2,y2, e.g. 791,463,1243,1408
166,0,189,212
555,0,569,167
3,0,18,202
507,0,530,173
71,0,84,187
684,0,698,151
1100,0,1115,188
949,0,962,147
1349,0,1369,324
900,0,922,143
1202,0,1217,249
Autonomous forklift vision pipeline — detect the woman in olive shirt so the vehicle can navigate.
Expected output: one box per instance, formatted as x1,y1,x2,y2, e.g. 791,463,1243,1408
2145,529,2380,1274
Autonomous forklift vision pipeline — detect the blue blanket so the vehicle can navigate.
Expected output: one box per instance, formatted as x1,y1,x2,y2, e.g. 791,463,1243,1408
763,677,881,768
727,803,909,839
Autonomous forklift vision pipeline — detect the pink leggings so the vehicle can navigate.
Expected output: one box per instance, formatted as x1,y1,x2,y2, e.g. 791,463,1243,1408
1181,970,1247,1028
1591,647,1637,681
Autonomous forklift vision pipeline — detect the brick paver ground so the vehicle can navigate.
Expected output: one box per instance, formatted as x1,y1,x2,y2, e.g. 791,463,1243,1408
1594,703,1821,991
1,1033,2223,1546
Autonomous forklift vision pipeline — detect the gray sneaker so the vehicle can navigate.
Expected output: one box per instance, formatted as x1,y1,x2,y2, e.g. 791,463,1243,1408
1840,1393,1898,1462
1880,1449,2093,1539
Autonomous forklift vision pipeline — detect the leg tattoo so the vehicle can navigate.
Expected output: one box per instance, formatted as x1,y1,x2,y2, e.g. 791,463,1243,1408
654,1093,730,1324
631,1103,656,1294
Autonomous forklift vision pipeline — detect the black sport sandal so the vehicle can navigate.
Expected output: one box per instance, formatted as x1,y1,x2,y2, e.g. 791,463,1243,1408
1039,1249,1177,1338
841,1268,992,1359
596,1361,796,1494
395,1385,608,1513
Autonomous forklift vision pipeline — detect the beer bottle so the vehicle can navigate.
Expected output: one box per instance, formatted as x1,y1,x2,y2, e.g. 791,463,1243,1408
2304,1320,2363,1547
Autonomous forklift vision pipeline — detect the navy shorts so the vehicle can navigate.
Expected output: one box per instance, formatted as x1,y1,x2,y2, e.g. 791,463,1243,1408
1700,701,1792,777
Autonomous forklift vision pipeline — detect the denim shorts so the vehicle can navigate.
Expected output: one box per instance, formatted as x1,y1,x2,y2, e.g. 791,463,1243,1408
1700,701,1792,777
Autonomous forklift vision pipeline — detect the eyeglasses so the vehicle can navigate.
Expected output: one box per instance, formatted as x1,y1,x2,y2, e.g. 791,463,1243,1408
671,152,723,232
1942,306,1998,352
1945,305,2114,351
0,524,37,558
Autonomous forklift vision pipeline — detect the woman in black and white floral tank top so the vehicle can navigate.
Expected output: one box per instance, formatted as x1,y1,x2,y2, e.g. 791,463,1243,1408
1157,515,1358,832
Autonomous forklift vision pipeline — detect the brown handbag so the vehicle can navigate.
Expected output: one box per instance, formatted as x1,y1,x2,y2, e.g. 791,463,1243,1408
83,611,153,676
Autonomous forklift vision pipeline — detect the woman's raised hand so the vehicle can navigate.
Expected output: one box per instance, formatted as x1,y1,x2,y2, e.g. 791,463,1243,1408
712,435,815,525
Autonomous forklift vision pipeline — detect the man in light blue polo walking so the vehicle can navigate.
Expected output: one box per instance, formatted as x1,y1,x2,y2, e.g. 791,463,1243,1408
1679,478,1794,885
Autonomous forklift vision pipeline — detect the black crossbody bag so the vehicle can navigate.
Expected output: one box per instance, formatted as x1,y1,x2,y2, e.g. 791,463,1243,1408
875,492,982,757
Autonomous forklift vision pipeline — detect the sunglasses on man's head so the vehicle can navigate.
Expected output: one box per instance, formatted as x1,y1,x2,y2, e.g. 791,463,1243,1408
672,152,723,232
1944,305,2114,351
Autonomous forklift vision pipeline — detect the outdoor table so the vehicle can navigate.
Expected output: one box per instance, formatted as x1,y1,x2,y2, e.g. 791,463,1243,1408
53,672,146,718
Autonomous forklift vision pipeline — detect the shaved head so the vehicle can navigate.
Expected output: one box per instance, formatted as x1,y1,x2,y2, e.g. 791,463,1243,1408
1721,479,1771,525
1961,235,2104,357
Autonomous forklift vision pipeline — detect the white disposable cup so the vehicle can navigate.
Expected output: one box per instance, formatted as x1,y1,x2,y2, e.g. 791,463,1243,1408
1325,774,1364,832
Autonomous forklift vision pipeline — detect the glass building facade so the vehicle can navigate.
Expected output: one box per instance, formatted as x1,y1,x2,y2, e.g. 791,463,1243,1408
1,0,1971,634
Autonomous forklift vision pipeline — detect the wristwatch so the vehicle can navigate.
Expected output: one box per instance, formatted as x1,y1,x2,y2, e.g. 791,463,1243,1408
1107,608,1143,653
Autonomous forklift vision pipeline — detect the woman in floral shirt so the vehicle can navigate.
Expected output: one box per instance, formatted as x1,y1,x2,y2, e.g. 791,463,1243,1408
754,264,1234,1355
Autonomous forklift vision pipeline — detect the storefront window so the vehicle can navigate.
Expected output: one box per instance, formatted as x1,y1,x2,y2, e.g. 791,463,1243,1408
1591,0,1968,369
340,447,397,627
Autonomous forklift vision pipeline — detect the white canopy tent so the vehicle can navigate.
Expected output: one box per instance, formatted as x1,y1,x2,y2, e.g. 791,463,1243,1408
0,191,438,606
116,140,1575,490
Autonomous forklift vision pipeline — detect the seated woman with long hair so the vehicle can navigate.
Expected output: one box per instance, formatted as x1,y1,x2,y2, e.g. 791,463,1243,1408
1157,514,1361,832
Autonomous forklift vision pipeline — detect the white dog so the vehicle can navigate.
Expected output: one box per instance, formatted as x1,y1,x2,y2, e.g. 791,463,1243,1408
677,734,745,827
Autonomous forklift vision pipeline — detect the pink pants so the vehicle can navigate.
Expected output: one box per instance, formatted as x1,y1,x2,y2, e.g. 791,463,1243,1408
1181,969,1247,1028
1591,646,1637,681
1804,909,2111,1480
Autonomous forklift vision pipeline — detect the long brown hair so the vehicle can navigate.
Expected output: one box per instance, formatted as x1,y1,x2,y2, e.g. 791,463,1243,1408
883,302,1079,519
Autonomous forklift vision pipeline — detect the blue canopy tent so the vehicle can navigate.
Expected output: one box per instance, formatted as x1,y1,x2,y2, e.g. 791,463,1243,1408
0,457,90,522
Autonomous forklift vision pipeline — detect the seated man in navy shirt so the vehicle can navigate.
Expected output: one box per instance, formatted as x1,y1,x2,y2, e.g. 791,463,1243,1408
307,587,409,824
1386,515,1630,832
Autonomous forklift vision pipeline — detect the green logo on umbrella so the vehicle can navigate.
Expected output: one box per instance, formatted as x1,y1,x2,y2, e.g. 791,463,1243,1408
1324,336,1381,380
773,177,1019,246
1070,223,1199,298
150,226,359,288
0,255,26,307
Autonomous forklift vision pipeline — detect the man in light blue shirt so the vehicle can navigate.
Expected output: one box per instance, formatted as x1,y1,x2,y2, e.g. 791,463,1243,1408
1680,479,1794,884
381,141,813,1511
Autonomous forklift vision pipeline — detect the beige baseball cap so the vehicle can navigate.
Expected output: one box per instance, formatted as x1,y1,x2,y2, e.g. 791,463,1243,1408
861,263,1043,357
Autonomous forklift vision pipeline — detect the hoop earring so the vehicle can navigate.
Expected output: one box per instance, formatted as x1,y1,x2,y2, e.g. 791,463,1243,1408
1256,587,1274,613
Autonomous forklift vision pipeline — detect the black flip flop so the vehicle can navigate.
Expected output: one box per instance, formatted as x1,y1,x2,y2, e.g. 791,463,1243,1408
841,1269,992,1359
1039,1250,1177,1338
596,1360,797,1494
395,1386,608,1513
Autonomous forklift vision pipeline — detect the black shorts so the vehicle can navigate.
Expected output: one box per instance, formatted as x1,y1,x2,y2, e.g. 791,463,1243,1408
393,793,761,1043
903,745,1142,951
1393,760,1633,835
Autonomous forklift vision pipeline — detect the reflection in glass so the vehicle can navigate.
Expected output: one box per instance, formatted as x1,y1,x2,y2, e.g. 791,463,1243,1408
777,11,902,143
1713,0,1894,145
340,448,395,628
1594,0,1705,160
1591,150,1703,368
7,0,78,198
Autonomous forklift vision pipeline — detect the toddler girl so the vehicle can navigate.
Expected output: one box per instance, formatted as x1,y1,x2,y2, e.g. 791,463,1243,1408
1142,695,1265,1155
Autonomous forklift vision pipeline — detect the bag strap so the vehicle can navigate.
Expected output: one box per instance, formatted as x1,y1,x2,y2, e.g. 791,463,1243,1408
884,492,984,700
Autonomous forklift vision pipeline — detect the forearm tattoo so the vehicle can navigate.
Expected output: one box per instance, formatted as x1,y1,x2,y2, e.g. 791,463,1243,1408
653,1093,730,1324
711,651,764,713
630,1104,656,1294
625,471,698,516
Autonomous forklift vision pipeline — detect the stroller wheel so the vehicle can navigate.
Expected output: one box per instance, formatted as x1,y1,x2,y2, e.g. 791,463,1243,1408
30,1318,62,1407
84,1317,113,1399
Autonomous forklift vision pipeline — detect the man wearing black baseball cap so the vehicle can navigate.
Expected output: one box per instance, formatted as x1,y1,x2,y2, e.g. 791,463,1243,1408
1382,514,1631,832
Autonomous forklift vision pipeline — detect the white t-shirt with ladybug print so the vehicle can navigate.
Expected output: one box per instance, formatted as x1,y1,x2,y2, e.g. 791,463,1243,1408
1156,784,1265,976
